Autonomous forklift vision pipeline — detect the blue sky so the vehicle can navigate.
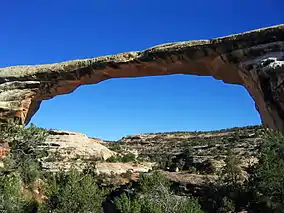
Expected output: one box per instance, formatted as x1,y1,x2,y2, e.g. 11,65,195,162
1,1,283,140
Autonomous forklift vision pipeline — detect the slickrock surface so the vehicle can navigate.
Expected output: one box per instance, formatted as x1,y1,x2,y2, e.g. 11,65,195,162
42,130,154,174
94,162,154,176
0,25,284,130
42,130,115,171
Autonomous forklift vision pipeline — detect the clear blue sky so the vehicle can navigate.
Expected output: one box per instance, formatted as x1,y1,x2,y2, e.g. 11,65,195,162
1,1,283,140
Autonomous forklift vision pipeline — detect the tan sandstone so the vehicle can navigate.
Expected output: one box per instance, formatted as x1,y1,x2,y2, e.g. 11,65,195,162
0,25,284,131
45,130,114,160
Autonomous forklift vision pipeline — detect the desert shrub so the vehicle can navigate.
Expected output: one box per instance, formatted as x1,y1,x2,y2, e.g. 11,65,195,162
0,172,36,213
220,150,243,187
248,131,284,212
169,148,194,171
107,142,122,152
0,122,48,185
106,155,120,162
114,193,141,213
196,159,216,175
140,172,202,213
0,124,107,213
115,171,204,213
150,153,172,170
41,169,105,213
188,166,197,173
139,171,171,193
121,169,133,179
0,123,51,212
107,152,136,163
20,161,42,186
208,131,284,213
122,153,136,162
217,197,235,213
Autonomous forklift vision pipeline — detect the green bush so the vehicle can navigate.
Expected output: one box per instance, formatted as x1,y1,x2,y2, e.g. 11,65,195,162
0,122,48,185
249,131,284,212
0,172,35,213
41,169,105,213
114,193,141,213
115,171,204,213
0,123,50,212
220,151,243,187
107,152,136,163
122,169,133,179
217,197,235,213
0,123,107,213
107,142,122,152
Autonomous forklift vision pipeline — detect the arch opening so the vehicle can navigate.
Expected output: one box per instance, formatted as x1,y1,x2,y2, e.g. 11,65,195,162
0,24,283,132
30,75,261,140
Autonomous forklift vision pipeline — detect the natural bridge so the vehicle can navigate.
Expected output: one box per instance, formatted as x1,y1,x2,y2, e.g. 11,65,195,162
0,24,284,131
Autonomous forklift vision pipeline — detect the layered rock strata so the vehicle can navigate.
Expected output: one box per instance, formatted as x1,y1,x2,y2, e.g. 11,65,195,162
0,25,283,130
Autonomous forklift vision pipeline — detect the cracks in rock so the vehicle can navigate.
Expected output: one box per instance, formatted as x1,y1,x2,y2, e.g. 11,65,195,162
255,57,284,129
258,70,284,129
237,52,284,130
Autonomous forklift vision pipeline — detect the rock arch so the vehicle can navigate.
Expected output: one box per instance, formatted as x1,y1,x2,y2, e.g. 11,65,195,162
0,24,284,131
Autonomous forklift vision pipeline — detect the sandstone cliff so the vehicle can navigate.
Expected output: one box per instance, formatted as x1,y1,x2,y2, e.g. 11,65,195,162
0,25,283,130
42,130,115,171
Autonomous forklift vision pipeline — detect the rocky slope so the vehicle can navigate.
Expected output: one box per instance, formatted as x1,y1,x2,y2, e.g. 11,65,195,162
1,125,264,183
106,125,263,175
42,130,153,175
41,130,115,171
9,124,266,200
0,25,284,131
37,125,263,179
101,126,266,213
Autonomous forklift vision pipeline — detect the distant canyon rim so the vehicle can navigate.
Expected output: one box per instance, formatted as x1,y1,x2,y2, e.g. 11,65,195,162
0,24,284,131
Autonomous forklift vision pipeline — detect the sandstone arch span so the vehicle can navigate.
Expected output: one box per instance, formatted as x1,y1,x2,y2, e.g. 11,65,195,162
0,24,284,131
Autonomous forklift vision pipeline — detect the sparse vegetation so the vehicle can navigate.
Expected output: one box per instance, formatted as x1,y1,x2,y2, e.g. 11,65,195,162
0,123,283,213
115,171,204,213
107,142,122,152
106,152,136,163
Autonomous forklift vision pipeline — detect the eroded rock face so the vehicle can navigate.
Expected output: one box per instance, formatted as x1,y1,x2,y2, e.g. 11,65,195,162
46,130,115,159
42,130,116,171
0,25,284,130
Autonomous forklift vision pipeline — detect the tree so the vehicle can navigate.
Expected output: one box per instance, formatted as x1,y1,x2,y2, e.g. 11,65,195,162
115,171,204,213
0,123,106,213
217,197,235,213
250,131,284,213
0,173,26,213
114,193,141,213
42,169,105,213
221,150,243,187
0,122,48,185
